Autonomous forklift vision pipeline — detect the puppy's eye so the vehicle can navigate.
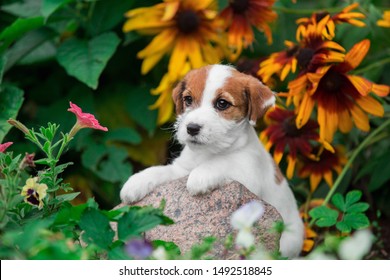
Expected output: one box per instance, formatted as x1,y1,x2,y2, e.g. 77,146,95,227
183,96,193,107
215,99,231,111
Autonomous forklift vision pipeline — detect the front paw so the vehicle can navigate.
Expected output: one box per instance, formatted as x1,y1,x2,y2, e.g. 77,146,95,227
120,173,154,203
186,169,221,196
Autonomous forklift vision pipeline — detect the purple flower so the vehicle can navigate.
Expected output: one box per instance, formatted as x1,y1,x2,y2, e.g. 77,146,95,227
125,239,153,259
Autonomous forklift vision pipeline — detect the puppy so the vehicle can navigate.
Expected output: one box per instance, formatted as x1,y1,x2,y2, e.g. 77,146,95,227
120,64,304,258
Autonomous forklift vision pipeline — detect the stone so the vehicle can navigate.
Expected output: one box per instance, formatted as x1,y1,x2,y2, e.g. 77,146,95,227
114,177,282,259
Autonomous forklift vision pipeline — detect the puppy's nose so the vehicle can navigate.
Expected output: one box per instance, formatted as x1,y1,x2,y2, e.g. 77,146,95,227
187,123,202,136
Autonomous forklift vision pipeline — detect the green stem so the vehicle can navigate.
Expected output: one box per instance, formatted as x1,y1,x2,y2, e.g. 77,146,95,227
353,57,390,75
323,118,390,205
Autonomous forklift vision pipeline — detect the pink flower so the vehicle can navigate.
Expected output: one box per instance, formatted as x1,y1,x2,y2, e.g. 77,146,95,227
68,102,108,137
0,142,13,153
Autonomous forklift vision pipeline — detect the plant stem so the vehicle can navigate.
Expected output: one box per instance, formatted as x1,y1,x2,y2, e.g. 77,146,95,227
353,57,390,75
322,118,390,205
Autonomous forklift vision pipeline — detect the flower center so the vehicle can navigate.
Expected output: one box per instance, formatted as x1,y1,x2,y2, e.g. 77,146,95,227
286,45,300,57
230,0,250,14
282,117,301,137
176,10,200,34
297,48,315,69
320,70,343,92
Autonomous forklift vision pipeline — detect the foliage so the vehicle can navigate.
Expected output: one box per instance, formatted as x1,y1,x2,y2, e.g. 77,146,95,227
0,0,389,259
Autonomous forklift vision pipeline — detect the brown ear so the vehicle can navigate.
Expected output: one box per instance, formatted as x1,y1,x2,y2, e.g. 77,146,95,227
245,76,275,125
172,80,186,115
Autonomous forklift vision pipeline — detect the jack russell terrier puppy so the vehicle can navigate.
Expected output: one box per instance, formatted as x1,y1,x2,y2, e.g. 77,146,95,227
120,64,304,258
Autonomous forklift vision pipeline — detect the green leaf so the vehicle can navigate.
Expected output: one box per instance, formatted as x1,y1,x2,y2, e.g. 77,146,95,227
56,32,121,89
55,192,80,203
126,86,158,134
0,85,24,142
345,190,362,209
331,193,346,212
309,206,339,227
81,143,107,171
117,209,163,241
336,221,352,233
343,213,370,230
86,0,135,36
79,208,115,249
0,56,5,84
104,128,142,144
152,240,181,256
41,0,74,19
0,17,44,52
1,0,42,18
346,202,369,213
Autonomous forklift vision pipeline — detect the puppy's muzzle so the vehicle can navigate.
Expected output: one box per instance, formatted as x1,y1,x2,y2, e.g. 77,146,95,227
187,123,202,136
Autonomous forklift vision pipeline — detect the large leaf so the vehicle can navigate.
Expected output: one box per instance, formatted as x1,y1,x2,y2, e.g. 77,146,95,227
309,205,339,227
79,208,115,249
86,0,135,36
0,85,24,142
1,0,42,18
0,17,44,52
369,150,390,191
56,32,121,89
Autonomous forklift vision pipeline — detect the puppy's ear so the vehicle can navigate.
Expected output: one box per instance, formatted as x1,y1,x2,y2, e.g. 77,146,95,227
172,80,186,115
245,76,275,125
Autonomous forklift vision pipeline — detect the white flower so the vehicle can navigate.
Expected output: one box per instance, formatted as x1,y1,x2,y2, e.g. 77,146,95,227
152,246,167,260
231,201,265,248
338,229,374,260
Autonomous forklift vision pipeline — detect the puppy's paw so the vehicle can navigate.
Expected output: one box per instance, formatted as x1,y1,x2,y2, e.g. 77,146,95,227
120,172,155,203
186,168,220,196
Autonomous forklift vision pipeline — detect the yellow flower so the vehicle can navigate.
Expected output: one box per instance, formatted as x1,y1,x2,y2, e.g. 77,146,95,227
377,10,390,28
123,0,225,80
292,39,389,142
21,177,48,209
296,3,366,41
219,0,277,57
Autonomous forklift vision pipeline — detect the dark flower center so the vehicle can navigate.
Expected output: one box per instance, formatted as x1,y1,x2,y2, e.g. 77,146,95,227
176,10,200,34
282,117,301,137
297,48,315,69
27,194,40,206
320,70,343,92
27,188,35,195
315,11,330,23
230,0,250,14
286,45,300,57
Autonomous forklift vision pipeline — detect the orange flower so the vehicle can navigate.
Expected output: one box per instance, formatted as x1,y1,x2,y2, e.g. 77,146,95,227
123,0,225,80
260,107,333,179
297,146,347,193
258,18,345,82
220,0,277,57
296,3,366,41
293,40,389,142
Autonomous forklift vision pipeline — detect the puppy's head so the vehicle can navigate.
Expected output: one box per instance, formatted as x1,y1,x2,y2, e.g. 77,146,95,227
173,64,275,152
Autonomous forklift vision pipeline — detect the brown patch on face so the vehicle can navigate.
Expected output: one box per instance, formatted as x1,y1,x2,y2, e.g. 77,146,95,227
172,66,210,115
213,71,249,121
273,160,284,185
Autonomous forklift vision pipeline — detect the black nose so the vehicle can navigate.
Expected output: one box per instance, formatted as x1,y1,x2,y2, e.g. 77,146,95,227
187,123,202,136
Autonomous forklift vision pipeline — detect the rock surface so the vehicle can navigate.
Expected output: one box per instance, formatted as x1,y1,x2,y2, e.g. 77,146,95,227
114,177,282,259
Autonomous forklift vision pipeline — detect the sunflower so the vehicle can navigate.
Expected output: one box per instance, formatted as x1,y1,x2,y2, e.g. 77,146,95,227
123,0,225,79
258,17,345,83
297,146,347,193
220,0,277,57
296,3,366,41
260,107,333,179
377,10,390,28
293,39,390,142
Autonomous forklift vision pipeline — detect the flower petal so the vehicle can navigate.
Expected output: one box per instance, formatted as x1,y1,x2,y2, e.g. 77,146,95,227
350,104,370,132
338,109,353,133
340,39,370,72
356,96,384,117
346,75,372,96
296,94,315,129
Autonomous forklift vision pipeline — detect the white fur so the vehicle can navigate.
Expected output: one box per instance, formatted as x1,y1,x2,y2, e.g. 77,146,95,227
120,65,304,258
